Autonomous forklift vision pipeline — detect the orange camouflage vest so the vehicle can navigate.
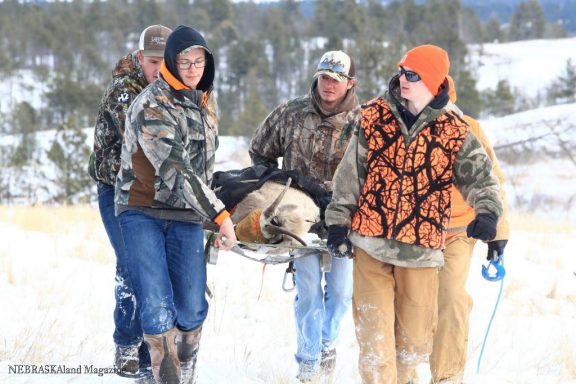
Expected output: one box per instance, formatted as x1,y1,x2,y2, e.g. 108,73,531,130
351,99,469,249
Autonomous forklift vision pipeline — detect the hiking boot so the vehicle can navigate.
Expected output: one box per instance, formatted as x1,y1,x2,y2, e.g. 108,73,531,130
114,344,140,377
320,348,336,375
176,327,202,384
297,360,320,383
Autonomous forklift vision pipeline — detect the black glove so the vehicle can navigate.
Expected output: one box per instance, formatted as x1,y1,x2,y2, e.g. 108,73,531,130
466,213,498,241
487,240,507,261
327,225,353,259
309,220,329,240
316,192,333,220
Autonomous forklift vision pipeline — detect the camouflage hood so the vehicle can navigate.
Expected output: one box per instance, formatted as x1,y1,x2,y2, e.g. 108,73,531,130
309,78,358,117
162,25,215,92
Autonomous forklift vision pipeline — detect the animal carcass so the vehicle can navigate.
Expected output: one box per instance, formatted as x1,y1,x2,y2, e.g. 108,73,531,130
232,178,320,246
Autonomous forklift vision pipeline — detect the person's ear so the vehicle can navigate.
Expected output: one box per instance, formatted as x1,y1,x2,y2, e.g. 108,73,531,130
347,79,355,90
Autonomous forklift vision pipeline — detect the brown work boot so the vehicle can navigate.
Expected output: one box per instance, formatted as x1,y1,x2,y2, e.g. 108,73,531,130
176,327,202,384
143,328,181,384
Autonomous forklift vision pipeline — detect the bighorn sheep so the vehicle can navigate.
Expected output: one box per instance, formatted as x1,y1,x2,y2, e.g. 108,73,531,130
231,178,320,246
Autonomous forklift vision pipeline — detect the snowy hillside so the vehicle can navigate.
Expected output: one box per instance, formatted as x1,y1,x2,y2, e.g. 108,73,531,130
480,102,576,220
469,37,576,98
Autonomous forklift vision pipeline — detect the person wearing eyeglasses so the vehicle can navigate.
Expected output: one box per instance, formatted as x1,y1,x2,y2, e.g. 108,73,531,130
88,24,172,379
115,25,236,384
324,44,504,384
249,50,359,382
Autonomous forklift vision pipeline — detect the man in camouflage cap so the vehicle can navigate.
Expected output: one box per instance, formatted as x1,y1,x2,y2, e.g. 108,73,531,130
88,24,171,380
249,50,360,383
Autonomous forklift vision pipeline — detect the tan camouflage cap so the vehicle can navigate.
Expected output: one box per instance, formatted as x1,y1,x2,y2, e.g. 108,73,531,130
139,25,172,57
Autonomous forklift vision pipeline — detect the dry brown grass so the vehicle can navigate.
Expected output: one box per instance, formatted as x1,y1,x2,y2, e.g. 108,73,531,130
0,204,99,233
0,204,114,264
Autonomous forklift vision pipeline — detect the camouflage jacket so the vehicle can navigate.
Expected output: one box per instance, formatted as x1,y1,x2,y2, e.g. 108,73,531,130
447,107,510,240
115,77,225,222
325,76,503,268
89,51,148,185
249,80,360,190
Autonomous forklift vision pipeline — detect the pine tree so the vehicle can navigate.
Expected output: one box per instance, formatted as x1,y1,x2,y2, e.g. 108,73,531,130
508,0,546,41
10,102,38,167
230,73,270,138
546,59,576,104
46,118,92,204
484,15,502,43
452,70,482,118
460,7,484,44
481,80,516,117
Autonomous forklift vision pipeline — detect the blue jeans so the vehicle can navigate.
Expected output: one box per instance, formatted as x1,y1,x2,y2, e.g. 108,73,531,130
96,183,150,367
293,252,353,364
118,210,208,335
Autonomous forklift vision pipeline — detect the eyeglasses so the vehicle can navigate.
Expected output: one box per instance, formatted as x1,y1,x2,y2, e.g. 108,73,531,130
398,67,421,82
317,59,348,77
176,58,207,70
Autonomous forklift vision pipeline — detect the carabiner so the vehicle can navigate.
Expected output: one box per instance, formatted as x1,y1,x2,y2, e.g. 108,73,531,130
481,253,506,281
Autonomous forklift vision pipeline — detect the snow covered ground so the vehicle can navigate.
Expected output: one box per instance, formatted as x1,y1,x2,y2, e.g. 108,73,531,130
0,208,575,384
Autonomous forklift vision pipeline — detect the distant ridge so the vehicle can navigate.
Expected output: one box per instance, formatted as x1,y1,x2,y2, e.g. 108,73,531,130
245,0,576,35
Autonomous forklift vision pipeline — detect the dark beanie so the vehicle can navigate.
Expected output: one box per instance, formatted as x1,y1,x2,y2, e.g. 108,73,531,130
163,25,215,91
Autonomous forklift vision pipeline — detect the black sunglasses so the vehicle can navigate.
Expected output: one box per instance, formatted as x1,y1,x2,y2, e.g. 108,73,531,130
398,67,421,82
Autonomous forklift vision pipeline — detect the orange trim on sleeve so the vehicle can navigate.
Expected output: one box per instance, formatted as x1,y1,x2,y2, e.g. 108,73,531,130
213,209,230,227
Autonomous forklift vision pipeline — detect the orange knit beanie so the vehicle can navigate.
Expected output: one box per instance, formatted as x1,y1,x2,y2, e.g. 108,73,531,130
398,44,450,96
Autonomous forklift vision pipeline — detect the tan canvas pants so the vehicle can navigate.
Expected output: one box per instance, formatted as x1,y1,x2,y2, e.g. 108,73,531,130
353,247,438,384
429,234,476,383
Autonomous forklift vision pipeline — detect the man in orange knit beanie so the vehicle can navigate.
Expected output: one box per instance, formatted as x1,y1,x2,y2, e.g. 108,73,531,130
397,44,450,96
325,44,503,384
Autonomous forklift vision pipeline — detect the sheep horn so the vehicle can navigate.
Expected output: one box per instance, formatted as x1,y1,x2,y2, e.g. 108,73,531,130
262,177,292,219
263,224,307,246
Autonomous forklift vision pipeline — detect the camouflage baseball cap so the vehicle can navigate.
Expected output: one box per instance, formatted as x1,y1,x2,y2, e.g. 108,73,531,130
315,50,355,82
139,25,172,57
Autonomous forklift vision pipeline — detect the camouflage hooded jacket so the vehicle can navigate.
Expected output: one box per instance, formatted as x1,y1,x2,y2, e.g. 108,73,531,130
325,76,503,268
89,51,148,185
249,80,360,189
115,77,225,223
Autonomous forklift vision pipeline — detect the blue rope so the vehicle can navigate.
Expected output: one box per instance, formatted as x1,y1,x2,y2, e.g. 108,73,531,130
476,257,505,374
